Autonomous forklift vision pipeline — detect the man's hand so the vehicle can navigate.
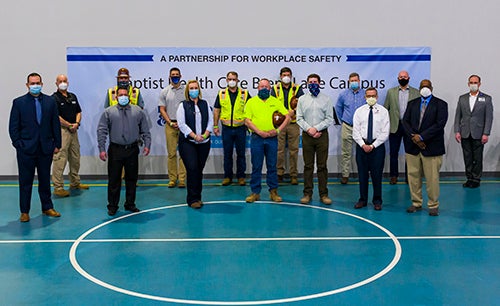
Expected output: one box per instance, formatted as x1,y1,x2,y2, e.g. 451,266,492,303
54,147,60,154
362,144,374,153
411,134,422,144
143,147,150,156
481,134,489,145
455,132,461,143
214,127,220,136
99,151,107,161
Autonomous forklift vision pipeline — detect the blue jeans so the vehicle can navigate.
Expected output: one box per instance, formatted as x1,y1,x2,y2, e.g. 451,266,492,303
222,125,247,179
250,133,278,194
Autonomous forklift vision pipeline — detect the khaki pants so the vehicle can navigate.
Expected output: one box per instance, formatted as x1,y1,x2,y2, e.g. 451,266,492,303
340,122,354,177
165,124,186,183
52,128,81,189
406,153,443,209
277,123,300,177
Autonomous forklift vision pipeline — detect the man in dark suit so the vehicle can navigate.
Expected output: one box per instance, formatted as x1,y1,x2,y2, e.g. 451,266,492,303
454,75,493,188
402,79,448,216
9,72,62,222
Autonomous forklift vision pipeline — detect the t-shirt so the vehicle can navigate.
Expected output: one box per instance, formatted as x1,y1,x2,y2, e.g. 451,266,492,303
244,95,288,131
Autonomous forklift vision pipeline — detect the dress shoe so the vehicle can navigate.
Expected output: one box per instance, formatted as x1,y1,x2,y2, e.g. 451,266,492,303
20,213,30,222
54,189,70,197
389,177,398,185
406,205,422,213
469,181,480,188
428,207,439,216
462,180,472,188
238,178,246,186
190,201,202,209
43,208,61,217
374,203,382,211
269,189,282,202
300,194,311,204
167,181,176,188
278,175,284,183
245,193,260,203
222,178,232,186
290,176,299,185
340,177,349,184
108,207,118,216
125,205,140,213
354,201,367,209
320,196,332,205
71,183,89,190
178,181,186,188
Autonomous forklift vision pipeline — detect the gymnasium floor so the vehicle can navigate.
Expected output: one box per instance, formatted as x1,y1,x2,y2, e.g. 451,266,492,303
0,177,498,306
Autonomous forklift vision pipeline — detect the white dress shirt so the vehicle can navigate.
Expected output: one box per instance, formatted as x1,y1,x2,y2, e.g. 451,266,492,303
352,103,390,148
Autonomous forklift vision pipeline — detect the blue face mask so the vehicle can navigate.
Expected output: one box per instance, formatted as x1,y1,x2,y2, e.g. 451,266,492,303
258,88,270,100
308,83,320,96
118,95,129,106
29,84,42,95
171,76,181,84
189,89,199,99
117,81,130,88
349,81,359,91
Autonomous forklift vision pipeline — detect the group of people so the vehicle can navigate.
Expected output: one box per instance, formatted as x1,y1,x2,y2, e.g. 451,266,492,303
8,67,493,222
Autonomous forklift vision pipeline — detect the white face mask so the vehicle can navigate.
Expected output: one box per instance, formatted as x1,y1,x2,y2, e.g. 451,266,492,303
469,84,479,92
227,80,237,88
58,82,68,91
281,76,291,84
366,97,377,106
420,87,432,98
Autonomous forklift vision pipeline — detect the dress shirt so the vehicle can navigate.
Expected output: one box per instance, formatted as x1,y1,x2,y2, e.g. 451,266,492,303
398,87,410,119
158,84,185,120
296,92,334,132
469,93,477,112
353,103,390,148
335,88,366,125
177,101,214,144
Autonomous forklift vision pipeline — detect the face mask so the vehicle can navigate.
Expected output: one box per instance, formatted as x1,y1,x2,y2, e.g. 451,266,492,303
257,88,270,100
58,82,68,91
117,81,130,88
281,76,291,84
117,95,129,106
349,81,359,91
29,84,42,95
171,76,181,84
189,89,199,99
469,84,479,92
308,83,320,96
227,80,237,88
366,97,377,106
420,87,432,98
398,78,409,87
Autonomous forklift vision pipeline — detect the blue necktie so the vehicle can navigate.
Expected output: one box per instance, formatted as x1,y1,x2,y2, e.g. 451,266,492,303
367,106,373,144
35,97,42,124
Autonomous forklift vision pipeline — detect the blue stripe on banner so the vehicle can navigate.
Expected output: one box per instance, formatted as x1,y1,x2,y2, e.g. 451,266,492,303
346,54,431,62
67,55,154,62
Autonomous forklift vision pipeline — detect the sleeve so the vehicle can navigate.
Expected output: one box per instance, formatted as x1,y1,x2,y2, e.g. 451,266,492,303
206,104,214,133
296,96,309,132
335,93,344,121
140,110,152,149
137,91,145,109
453,98,462,133
483,96,493,135
97,110,110,152
373,108,390,148
352,109,365,147
8,99,21,148
176,102,192,137
315,96,334,131
50,96,62,148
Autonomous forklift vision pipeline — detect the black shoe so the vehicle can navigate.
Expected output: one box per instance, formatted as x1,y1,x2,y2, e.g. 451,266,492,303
125,205,140,213
108,208,118,216
469,181,480,188
406,205,422,213
462,180,472,188
429,208,439,216
374,203,382,211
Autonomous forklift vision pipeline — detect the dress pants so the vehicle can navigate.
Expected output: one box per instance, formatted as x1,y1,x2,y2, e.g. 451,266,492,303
302,130,329,197
340,122,354,177
277,122,300,177
388,122,407,178
460,136,484,183
221,125,246,179
107,143,139,210
355,144,385,204
52,127,82,189
178,138,211,205
406,152,442,209
165,123,186,184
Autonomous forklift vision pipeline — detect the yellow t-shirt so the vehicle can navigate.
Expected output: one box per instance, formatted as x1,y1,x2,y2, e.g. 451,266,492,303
244,95,288,131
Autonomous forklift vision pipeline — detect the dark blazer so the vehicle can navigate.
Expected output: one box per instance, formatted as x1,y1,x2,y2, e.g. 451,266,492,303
9,93,61,155
454,91,493,139
402,95,448,157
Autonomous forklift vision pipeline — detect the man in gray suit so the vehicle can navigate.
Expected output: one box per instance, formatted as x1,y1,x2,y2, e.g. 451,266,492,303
383,70,420,184
454,74,493,188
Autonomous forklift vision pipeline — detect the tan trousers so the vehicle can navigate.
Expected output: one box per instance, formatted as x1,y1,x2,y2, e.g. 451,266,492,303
165,124,186,183
52,128,81,189
277,123,300,177
340,122,354,177
406,153,443,209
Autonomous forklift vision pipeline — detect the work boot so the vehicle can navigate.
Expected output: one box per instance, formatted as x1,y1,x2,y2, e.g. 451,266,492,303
238,178,246,186
222,178,232,186
71,183,89,190
245,193,260,203
269,189,282,202
54,189,70,197
290,176,298,185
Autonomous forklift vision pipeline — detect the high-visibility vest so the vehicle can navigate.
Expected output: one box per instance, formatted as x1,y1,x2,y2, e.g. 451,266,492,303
273,83,300,122
108,86,140,107
218,88,248,127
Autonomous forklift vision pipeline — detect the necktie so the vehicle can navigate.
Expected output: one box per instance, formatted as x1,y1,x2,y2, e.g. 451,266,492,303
367,106,373,144
35,97,42,124
121,108,130,143
419,101,427,128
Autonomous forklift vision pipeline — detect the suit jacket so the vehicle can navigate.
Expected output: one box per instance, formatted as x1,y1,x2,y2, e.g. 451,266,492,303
453,91,493,139
383,86,420,133
402,95,448,157
9,92,61,155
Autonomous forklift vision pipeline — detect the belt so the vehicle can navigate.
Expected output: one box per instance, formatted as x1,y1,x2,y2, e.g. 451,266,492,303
111,142,138,149
342,121,353,127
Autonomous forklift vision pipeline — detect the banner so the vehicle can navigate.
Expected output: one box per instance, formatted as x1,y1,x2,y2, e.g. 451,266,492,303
67,47,431,156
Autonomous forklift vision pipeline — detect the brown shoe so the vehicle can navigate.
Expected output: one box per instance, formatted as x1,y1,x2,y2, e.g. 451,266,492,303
178,181,186,188
374,203,382,211
167,181,176,188
238,178,246,186
245,193,260,203
277,175,284,183
222,178,232,186
300,194,311,204
428,207,439,216
406,205,422,213
340,177,349,184
389,177,397,185
269,189,282,202
190,201,202,209
290,176,299,185
43,209,61,217
54,189,70,197
354,201,367,209
320,196,332,205
71,183,89,190
20,213,30,222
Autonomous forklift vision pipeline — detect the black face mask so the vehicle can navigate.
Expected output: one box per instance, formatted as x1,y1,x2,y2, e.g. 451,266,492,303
117,80,130,87
398,78,409,87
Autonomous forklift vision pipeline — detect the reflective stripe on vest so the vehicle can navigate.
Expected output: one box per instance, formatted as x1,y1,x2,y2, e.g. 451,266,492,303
218,88,248,126
273,83,300,122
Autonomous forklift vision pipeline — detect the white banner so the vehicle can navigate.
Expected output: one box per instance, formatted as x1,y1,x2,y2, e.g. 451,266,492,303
67,47,431,156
